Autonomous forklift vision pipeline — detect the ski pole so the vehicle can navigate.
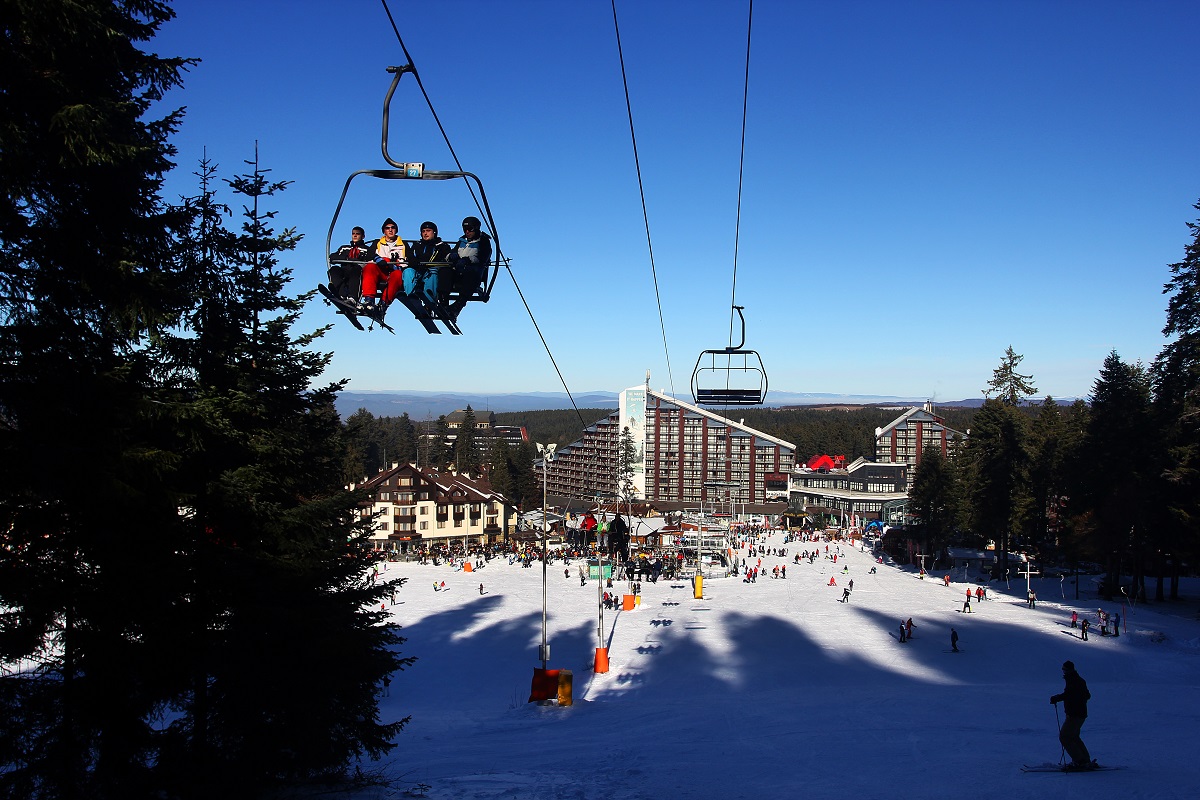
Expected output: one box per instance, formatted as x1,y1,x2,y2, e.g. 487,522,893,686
1053,702,1065,765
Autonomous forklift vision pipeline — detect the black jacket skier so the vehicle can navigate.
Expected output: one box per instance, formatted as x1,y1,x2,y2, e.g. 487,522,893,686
1050,660,1092,768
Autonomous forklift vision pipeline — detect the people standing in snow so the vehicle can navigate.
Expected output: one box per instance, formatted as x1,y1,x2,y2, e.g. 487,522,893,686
1080,619,1090,641
950,628,959,652
898,622,906,642
840,587,851,603
1050,660,1093,769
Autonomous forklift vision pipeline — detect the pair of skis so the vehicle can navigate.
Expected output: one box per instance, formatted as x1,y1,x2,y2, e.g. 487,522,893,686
1021,761,1123,773
318,284,461,335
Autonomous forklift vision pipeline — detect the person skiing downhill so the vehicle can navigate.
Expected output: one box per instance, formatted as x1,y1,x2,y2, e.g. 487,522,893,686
1050,660,1094,770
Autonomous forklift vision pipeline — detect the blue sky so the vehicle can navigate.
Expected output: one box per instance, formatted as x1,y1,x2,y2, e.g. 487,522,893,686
153,0,1199,403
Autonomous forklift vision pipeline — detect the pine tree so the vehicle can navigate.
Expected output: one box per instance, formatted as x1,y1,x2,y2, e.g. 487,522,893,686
430,415,452,468
149,154,412,795
984,346,1038,406
907,443,960,553
0,2,194,795
454,405,480,475
961,399,1030,579
1028,397,1067,551
1079,352,1156,599
1152,198,1200,598
487,437,515,499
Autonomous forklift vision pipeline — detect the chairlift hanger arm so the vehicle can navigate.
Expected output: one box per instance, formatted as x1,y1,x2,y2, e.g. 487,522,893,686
377,65,503,290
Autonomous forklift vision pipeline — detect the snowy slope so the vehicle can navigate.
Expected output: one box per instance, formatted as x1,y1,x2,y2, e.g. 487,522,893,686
366,535,1200,800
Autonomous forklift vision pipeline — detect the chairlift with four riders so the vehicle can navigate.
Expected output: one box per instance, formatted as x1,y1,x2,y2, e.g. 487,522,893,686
319,65,502,335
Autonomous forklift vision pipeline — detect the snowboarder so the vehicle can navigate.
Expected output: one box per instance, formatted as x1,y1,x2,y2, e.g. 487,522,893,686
950,628,959,652
898,622,906,642
905,618,914,639
840,587,851,603
1050,660,1093,770
478,583,485,595
1080,619,1089,641
848,579,854,591
962,597,971,613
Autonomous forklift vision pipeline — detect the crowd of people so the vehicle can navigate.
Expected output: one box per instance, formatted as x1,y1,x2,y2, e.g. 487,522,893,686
327,215,492,323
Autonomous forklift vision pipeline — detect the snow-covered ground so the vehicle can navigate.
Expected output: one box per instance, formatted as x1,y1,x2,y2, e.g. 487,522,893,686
366,535,1200,799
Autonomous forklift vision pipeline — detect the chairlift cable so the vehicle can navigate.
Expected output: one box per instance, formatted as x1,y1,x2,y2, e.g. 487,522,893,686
377,0,590,429
611,0,677,400
728,0,753,351
686,1,767,409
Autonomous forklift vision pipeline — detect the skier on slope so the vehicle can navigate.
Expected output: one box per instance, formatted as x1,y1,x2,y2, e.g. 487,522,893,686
1050,660,1095,770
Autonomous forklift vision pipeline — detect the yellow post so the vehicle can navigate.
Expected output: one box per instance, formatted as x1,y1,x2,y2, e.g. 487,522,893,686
557,669,573,706
694,573,704,599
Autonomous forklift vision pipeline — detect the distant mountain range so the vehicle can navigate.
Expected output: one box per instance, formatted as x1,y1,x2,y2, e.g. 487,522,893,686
333,389,989,419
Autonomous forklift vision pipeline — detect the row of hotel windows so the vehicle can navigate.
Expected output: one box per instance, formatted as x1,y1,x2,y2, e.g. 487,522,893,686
793,494,885,513
796,479,898,493
376,495,499,514
378,516,500,532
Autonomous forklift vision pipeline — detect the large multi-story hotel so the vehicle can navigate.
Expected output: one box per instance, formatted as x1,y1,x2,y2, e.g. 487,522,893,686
540,382,795,512
874,401,966,467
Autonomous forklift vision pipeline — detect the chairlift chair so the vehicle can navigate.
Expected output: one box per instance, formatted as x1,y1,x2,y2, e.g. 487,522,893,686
690,306,768,406
322,66,502,335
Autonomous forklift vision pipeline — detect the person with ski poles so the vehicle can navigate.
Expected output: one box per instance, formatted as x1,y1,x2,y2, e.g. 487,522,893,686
1050,660,1094,770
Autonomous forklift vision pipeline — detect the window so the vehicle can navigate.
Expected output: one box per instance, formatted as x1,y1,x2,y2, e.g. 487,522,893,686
454,519,463,528
379,492,390,501
420,521,428,531
437,520,446,529
420,506,428,515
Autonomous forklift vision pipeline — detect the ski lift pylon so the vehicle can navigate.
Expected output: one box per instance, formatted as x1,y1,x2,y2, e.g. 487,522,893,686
690,306,768,406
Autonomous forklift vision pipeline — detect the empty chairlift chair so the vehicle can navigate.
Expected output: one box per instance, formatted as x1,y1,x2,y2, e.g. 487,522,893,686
690,306,768,406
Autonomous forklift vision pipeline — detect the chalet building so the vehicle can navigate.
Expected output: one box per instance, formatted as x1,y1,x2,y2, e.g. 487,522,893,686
357,462,516,553
788,457,910,525
874,401,967,468
538,381,795,514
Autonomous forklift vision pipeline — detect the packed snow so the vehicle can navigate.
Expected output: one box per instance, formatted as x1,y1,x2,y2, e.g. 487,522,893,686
364,533,1200,799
